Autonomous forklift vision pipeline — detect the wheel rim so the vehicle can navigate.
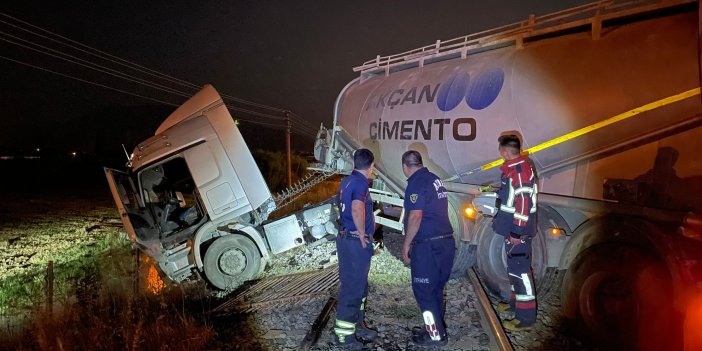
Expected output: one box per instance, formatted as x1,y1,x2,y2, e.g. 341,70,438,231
219,248,247,276
579,271,638,342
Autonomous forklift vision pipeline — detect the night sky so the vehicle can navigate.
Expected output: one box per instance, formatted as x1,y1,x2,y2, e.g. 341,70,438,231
1,0,590,155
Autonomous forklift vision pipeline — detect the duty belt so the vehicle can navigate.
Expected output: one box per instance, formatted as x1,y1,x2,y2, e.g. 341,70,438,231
339,229,367,240
413,233,454,244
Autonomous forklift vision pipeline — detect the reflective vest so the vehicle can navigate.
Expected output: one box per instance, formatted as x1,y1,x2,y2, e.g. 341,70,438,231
492,155,538,237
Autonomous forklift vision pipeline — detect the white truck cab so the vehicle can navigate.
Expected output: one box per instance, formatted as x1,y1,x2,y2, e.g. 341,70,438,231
106,85,337,289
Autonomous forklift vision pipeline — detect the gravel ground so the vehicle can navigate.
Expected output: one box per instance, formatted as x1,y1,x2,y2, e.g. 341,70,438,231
216,231,491,351
223,230,602,351
489,288,596,351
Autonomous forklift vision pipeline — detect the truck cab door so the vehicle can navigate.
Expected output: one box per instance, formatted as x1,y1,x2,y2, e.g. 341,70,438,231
104,167,140,242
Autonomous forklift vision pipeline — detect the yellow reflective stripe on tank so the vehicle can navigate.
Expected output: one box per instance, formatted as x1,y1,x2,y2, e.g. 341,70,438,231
476,87,702,172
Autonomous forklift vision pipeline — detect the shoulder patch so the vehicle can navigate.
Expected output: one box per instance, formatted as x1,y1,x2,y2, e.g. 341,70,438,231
410,194,418,204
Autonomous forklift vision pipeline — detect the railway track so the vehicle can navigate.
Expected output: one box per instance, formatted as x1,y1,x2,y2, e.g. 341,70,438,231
212,264,340,315
211,259,515,350
468,268,514,351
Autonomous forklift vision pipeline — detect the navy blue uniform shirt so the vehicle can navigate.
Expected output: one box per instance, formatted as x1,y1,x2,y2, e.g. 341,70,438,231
338,170,375,236
403,167,453,241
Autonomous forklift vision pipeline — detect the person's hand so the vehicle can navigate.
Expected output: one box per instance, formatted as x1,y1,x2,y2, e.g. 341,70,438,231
402,243,411,264
507,236,522,245
479,185,494,192
359,234,369,248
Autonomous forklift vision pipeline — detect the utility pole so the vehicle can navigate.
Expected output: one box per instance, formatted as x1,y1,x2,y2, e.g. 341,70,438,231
284,111,293,187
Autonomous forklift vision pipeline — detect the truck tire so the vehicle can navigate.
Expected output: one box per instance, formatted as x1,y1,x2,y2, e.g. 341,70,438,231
448,195,477,279
203,235,261,290
474,216,552,301
450,241,477,279
561,243,678,351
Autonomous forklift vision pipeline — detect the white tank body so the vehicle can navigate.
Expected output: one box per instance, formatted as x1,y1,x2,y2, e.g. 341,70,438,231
337,11,701,196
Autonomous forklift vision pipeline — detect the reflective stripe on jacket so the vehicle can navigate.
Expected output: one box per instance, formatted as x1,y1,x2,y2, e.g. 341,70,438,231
492,155,538,238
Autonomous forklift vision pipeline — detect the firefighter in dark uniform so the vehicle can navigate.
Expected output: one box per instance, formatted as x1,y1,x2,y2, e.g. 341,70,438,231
334,148,378,349
492,134,538,331
401,150,455,347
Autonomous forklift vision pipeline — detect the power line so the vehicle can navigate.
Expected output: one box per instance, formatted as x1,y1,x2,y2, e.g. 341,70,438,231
0,14,201,91
1,13,296,115
0,55,180,107
287,110,320,131
0,31,195,99
0,53,317,138
1,13,320,138
0,33,307,129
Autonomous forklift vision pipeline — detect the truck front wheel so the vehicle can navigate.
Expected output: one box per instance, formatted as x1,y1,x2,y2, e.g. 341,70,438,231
203,235,261,290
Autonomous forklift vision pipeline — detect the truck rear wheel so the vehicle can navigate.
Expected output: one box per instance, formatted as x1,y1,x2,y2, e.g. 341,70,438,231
451,241,477,279
448,195,477,278
561,243,679,351
203,235,261,290
474,216,552,301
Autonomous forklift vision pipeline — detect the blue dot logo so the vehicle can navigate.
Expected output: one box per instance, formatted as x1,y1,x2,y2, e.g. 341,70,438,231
436,73,470,112
436,68,504,111
466,69,504,110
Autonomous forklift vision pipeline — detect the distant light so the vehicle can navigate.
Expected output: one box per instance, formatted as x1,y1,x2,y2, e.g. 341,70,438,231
35,148,40,152
234,119,240,125
71,152,77,157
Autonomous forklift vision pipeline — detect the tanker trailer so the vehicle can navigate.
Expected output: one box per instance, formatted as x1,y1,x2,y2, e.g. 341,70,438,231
312,0,702,349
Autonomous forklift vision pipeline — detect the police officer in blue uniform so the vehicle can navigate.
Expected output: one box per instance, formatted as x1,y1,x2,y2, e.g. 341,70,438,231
334,148,378,350
401,150,455,347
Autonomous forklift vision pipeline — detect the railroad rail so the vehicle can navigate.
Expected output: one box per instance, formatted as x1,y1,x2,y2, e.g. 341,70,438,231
468,268,515,351
211,264,339,314
211,260,514,350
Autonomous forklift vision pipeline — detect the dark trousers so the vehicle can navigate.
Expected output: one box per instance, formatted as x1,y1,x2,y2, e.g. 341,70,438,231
335,235,373,332
505,236,537,324
410,237,455,339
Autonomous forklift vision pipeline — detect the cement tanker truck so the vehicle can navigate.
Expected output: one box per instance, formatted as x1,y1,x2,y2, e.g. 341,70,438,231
312,0,702,349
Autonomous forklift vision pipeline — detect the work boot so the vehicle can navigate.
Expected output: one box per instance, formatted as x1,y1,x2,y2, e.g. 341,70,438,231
333,333,365,350
495,302,513,313
502,319,534,332
355,321,377,342
410,327,448,347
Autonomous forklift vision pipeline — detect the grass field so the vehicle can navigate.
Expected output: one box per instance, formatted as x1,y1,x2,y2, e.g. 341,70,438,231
0,176,342,350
